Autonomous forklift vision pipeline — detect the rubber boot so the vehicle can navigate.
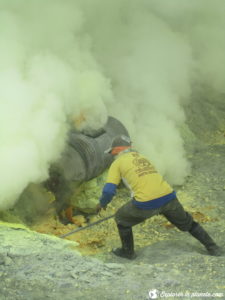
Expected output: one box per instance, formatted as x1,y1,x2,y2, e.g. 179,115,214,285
113,224,137,259
189,222,222,256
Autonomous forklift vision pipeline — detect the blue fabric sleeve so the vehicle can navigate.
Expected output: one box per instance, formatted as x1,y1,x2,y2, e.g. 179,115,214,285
99,183,117,207
103,183,117,195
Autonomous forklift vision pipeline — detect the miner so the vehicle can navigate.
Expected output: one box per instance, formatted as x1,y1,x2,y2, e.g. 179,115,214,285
96,135,221,259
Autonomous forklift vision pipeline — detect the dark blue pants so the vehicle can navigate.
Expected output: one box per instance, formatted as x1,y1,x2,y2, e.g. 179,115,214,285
115,197,193,231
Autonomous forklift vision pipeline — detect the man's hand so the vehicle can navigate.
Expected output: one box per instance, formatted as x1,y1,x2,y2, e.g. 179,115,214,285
95,203,107,213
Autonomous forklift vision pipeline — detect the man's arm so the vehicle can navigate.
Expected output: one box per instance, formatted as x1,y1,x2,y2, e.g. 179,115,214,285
99,183,117,208
96,160,121,212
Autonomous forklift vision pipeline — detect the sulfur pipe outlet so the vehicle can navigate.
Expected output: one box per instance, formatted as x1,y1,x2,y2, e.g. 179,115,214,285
52,116,129,182
45,116,129,214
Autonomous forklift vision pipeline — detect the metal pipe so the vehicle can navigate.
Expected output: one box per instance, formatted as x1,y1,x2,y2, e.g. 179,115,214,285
59,214,115,238
47,116,129,212
52,116,129,182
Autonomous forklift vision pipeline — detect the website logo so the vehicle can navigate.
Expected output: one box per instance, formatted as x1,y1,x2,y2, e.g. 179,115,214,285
149,289,158,299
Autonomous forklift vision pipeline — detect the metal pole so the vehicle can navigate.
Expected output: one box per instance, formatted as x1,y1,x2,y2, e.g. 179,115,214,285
59,214,115,238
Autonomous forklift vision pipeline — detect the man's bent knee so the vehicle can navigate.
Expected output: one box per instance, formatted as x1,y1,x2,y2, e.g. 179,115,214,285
115,205,145,227
166,212,193,232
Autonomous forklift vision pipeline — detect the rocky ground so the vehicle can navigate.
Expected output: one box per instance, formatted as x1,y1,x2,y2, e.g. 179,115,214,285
0,133,225,300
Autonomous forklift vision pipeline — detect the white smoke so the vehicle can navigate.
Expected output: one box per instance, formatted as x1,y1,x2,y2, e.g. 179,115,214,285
0,0,113,209
78,0,225,182
149,0,225,92
78,0,193,182
0,0,225,209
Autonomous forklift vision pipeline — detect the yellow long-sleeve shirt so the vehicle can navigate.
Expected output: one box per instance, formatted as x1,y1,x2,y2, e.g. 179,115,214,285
107,151,173,200
102,150,175,209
